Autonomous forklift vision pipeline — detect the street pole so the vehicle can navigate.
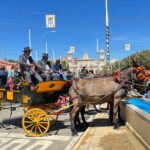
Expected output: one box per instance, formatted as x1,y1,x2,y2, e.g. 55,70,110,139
28,29,32,56
96,38,99,53
28,29,32,48
41,30,56,53
35,50,38,62
96,38,100,72
52,49,55,64
105,0,111,73
45,42,48,53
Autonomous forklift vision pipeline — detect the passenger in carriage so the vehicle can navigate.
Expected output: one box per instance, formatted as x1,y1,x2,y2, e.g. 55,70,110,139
6,64,22,91
7,64,21,78
18,47,43,91
52,59,67,80
0,66,8,87
87,70,95,78
38,53,52,81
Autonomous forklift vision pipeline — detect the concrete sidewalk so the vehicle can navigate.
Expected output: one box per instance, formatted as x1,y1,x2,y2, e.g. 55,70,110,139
72,112,146,150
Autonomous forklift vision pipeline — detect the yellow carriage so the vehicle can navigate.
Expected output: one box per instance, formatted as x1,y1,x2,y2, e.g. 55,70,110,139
0,80,69,137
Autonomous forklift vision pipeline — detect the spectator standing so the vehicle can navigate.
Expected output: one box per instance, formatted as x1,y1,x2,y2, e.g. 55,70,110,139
80,66,88,78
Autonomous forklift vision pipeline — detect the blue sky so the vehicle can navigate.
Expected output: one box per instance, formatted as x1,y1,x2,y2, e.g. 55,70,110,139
0,0,150,61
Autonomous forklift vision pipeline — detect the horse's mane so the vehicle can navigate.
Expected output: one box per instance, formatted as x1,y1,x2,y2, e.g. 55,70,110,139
120,65,131,72
92,73,113,79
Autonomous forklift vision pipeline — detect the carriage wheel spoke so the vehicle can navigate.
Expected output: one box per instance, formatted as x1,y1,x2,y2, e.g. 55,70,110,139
25,116,34,121
39,121,48,124
39,117,47,121
24,121,33,123
39,124,47,130
29,111,34,118
26,123,34,129
35,125,37,135
30,124,35,132
38,110,44,117
38,126,42,134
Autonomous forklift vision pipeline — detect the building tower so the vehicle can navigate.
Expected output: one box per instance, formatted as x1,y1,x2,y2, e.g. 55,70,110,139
100,50,105,63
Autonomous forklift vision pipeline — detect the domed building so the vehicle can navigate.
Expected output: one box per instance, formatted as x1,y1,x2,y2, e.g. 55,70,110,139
66,47,105,74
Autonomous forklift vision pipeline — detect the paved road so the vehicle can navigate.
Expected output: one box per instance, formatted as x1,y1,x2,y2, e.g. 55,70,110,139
0,104,96,150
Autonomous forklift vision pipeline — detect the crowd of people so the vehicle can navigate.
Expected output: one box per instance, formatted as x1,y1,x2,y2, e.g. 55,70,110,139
0,47,68,91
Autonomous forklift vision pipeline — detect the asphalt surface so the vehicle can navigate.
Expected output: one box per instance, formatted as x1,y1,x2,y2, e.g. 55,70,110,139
0,103,96,150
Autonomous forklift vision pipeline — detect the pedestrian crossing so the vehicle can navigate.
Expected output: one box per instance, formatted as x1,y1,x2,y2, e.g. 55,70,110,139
0,133,71,150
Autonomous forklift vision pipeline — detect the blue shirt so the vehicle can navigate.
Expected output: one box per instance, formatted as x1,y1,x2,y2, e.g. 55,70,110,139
147,90,150,99
52,64,62,73
0,70,8,77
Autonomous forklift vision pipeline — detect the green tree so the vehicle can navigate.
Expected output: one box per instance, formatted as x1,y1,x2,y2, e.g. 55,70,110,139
7,59,17,63
118,49,150,70
61,60,69,70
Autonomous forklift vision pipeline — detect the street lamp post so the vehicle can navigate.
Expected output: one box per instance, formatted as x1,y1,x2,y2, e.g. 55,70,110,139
41,30,56,53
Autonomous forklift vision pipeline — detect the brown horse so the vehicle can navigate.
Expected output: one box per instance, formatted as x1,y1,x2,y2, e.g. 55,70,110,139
69,66,139,135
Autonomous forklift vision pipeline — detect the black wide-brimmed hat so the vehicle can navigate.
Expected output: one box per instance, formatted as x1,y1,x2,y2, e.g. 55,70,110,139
23,47,32,52
42,53,48,57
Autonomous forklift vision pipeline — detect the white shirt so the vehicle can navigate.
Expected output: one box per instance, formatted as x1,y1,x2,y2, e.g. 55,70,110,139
27,59,31,64
46,64,50,70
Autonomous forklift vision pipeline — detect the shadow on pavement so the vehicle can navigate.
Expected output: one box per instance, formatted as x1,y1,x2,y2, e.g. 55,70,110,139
91,118,112,127
2,116,22,129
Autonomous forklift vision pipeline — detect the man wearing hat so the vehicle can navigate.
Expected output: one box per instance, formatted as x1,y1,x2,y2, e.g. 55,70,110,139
38,53,52,81
18,47,43,90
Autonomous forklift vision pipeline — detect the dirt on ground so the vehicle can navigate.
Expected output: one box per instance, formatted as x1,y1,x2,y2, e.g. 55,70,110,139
73,111,146,150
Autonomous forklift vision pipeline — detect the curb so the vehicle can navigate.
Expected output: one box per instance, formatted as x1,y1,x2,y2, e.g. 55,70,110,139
64,113,96,150
126,122,150,150
70,113,99,150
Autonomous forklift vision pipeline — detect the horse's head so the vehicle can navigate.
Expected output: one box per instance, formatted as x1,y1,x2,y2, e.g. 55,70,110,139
113,58,144,90
117,66,137,83
113,57,149,94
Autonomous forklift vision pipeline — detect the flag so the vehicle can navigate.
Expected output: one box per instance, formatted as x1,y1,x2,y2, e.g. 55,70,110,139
69,47,75,53
125,43,131,51
46,15,56,28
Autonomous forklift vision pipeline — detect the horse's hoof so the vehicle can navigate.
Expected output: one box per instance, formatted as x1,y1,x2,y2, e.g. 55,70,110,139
113,123,119,129
72,132,78,136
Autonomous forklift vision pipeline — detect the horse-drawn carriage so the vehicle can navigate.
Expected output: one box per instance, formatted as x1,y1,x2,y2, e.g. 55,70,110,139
0,79,71,137
0,58,149,136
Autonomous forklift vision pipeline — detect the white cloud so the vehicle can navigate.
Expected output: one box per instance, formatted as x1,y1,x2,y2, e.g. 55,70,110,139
111,59,118,63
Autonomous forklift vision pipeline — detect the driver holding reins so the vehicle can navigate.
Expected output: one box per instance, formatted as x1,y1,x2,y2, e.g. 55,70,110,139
18,47,43,91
